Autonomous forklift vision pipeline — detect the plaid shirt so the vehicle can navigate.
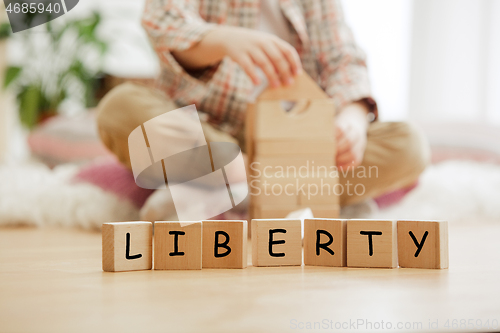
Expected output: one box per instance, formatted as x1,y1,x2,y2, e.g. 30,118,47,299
142,0,376,135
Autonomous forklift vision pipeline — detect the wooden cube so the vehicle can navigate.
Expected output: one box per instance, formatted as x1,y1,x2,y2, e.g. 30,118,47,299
308,205,340,219
154,221,202,270
251,219,302,266
253,205,339,220
252,155,334,174
202,220,248,269
397,220,449,269
251,205,299,219
255,140,335,156
251,180,299,206
304,219,347,267
102,222,152,272
347,220,397,268
254,99,335,141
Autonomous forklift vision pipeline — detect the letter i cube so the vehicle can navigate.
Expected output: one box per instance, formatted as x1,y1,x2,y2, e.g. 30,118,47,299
154,221,202,270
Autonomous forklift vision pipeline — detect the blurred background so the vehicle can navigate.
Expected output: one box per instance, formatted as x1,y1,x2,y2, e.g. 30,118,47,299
1,0,499,161
0,0,499,228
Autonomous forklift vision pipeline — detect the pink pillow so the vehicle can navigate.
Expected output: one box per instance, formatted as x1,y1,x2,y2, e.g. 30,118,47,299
72,156,154,208
28,112,112,167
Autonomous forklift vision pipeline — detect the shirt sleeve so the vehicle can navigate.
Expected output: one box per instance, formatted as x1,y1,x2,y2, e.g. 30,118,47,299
140,0,251,134
141,0,220,84
313,0,378,120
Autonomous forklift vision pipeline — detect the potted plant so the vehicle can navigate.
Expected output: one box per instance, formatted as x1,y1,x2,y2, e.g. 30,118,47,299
3,12,108,129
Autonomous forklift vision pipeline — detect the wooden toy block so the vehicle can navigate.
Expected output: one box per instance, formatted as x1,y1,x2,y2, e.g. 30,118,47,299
154,221,202,270
202,220,248,269
347,220,397,268
252,155,335,174
245,102,257,165
310,205,340,219
246,72,339,222
254,99,335,141
250,180,299,206
102,222,152,272
257,71,329,100
252,192,299,206
397,220,449,269
304,219,347,267
251,219,302,266
255,140,335,156
252,205,300,219
253,204,340,220
299,191,339,205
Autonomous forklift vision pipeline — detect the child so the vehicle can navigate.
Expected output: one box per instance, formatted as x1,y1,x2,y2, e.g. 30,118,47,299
96,0,429,215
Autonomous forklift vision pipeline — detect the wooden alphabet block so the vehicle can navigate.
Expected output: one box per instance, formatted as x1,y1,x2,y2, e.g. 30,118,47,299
154,221,202,270
255,140,335,156
251,219,302,266
202,220,247,269
251,180,299,206
397,220,449,269
254,99,335,141
253,204,340,220
299,192,339,205
304,219,347,267
102,222,152,272
347,220,397,268
252,205,300,220
308,205,340,219
252,155,334,174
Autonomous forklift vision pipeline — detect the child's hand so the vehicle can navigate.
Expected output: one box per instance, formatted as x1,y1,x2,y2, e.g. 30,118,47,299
335,102,370,170
211,26,302,87
172,26,302,88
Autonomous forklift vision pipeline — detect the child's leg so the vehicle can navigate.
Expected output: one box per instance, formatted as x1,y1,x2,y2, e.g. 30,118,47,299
338,122,430,206
96,82,239,170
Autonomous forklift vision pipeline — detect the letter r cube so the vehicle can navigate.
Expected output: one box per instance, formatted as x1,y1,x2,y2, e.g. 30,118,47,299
304,219,347,267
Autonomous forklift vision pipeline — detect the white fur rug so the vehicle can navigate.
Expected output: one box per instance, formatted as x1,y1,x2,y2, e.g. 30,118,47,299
0,160,499,229
0,163,139,230
373,160,500,224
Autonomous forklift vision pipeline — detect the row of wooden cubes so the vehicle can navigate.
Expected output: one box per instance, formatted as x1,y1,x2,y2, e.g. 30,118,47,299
102,219,448,272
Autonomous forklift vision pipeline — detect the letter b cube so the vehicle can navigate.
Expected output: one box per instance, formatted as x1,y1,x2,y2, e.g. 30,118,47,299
202,220,247,269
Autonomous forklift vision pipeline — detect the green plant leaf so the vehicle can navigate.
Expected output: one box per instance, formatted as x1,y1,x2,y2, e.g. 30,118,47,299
18,85,42,129
4,66,22,88
0,22,12,39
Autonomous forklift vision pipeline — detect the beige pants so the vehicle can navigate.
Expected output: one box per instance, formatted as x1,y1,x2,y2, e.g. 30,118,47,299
96,83,430,207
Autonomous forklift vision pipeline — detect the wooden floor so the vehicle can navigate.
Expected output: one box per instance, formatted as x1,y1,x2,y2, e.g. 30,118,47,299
1,224,499,333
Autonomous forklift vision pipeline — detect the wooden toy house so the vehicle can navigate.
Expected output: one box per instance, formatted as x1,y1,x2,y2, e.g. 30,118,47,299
246,72,340,219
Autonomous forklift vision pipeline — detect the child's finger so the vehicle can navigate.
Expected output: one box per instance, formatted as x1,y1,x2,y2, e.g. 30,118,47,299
262,42,293,86
276,41,302,76
337,150,355,165
336,133,351,154
249,49,280,88
236,54,259,85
